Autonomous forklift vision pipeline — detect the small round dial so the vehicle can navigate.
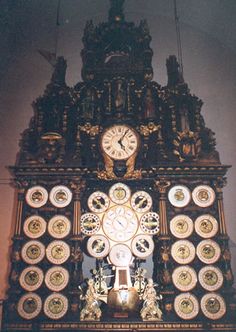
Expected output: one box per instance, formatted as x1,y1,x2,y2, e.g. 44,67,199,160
198,266,224,291
21,240,45,264
168,185,191,208
45,266,69,291
170,215,194,239
195,214,218,238
80,213,101,236
17,293,42,320
19,266,44,291
200,293,226,320
25,186,48,208
48,215,71,239
88,191,110,213
44,293,68,320
49,185,72,208
172,266,197,291
140,212,160,235
192,185,216,208
23,216,46,239
46,240,70,265
101,125,139,160
171,240,195,264
131,191,152,213
196,240,221,264
174,293,199,320
109,244,132,267
131,235,154,259
87,235,110,258
109,183,131,205
103,206,138,242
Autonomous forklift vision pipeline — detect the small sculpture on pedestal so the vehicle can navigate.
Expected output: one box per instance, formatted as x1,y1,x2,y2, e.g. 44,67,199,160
140,278,163,321
80,279,102,321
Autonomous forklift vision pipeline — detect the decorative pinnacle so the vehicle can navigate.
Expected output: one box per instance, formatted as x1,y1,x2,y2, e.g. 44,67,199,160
109,0,125,22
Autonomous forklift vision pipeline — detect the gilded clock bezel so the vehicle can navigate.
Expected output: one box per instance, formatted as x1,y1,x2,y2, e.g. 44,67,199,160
198,265,224,291
49,185,72,208
19,266,44,291
168,185,191,208
48,215,71,239
195,214,219,238
25,186,48,208
109,243,133,267
171,240,196,264
192,185,216,208
46,240,70,265
45,266,69,292
43,293,68,320
88,191,110,213
17,292,42,320
131,234,154,259
170,215,194,239
196,239,221,264
21,240,45,264
174,292,199,320
130,190,153,213
108,182,131,205
23,215,47,239
200,293,226,320
81,213,101,236
87,235,110,258
172,265,198,291
100,124,139,161
140,212,160,235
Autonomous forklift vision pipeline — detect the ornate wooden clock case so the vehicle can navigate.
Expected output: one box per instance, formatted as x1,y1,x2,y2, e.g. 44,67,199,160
3,1,236,331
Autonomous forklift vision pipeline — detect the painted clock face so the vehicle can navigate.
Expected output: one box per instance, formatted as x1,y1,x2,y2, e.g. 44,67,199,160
23,215,46,239
19,266,44,291
109,183,131,205
103,205,138,242
87,235,110,258
88,191,110,213
109,244,133,267
168,185,191,208
48,215,71,239
200,293,226,320
130,191,152,213
21,240,45,264
25,186,48,208
46,240,70,264
195,214,218,238
198,266,224,291
172,266,197,292
140,212,160,235
80,213,101,236
101,125,138,160
43,293,68,320
171,240,196,264
196,240,221,264
131,234,154,259
192,185,215,208
45,266,69,291
17,293,42,320
170,215,194,239
174,293,199,320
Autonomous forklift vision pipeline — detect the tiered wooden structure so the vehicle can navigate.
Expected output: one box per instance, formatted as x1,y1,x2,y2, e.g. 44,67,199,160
3,1,236,331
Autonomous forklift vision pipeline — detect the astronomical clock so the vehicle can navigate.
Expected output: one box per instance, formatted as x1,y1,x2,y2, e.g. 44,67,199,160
2,0,236,331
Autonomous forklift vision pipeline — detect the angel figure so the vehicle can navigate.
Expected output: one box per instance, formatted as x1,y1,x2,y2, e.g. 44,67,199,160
140,278,162,321
80,279,102,321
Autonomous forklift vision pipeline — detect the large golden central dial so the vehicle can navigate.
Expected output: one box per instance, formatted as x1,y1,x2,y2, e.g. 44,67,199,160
103,205,138,242
101,125,138,160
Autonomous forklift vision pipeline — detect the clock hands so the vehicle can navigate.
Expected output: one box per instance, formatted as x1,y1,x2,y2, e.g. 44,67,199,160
117,129,129,151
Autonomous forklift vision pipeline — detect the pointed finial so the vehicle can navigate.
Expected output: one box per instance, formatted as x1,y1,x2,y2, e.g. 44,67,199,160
109,0,125,22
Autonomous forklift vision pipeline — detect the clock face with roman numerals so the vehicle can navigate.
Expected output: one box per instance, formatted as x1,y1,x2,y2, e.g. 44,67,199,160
101,125,139,160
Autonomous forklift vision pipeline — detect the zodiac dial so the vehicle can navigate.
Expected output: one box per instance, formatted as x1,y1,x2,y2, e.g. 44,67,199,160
101,125,139,160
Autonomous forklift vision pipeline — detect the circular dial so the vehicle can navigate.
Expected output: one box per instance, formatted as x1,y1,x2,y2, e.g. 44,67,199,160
200,293,226,320
49,185,72,208
87,235,110,258
48,215,71,239
88,191,110,213
45,266,69,291
172,266,197,291
192,185,216,208
25,186,48,208
101,125,139,160
17,293,42,320
46,240,70,265
43,293,68,320
168,185,191,208
80,213,101,236
170,215,194,239
171,240,196,264
198,266,224,291
131,191,152,213
131,235,154,259
196,240,221,264
103,205,138,242
140,212,160,235
19,266,44,291
109,244,132,267
109,183,131,205
23,216,46,239
174,293,199,320
195,214,218,238
21,240,45,264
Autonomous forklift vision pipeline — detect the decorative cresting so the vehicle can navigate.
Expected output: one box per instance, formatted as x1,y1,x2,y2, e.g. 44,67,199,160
3,0,236,330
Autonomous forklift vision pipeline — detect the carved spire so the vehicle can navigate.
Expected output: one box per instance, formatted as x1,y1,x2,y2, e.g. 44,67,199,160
166,55,184,88
109,0,125,23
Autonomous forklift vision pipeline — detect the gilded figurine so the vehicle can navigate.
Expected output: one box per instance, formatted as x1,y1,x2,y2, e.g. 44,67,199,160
80,279,102,321
140,278,162,321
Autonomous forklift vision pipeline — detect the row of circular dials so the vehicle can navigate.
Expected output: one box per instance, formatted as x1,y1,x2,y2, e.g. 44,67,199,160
17,292,68,320
170,214,218,239
23,215,71,239
171,239,221,265
168,185,215,208
21,240,70,265
19,266,69,292
25,185,72,208
172,265,224,292
174,292,226,320
81,183,159,266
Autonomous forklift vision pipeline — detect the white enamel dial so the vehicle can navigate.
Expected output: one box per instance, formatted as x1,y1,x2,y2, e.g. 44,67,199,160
103,205,138,242
171,240,196,264
196,240,221,264
140,212,160,235
172,266,197,291
198,266,224,291
170,215,194,239
43,293,68,320
174,293,199,320
17,293,42,320
109,244,132,266
80,213,101,236
131,234,154,259
109,183,131,205
195,214,218,238
88,191,110,213
192,185,216,208
101,125,139,160
87,235,110,258
130,191,152,213
200,293,226,320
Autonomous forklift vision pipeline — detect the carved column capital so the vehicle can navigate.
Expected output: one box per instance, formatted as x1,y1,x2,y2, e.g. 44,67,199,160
154,179,171,195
